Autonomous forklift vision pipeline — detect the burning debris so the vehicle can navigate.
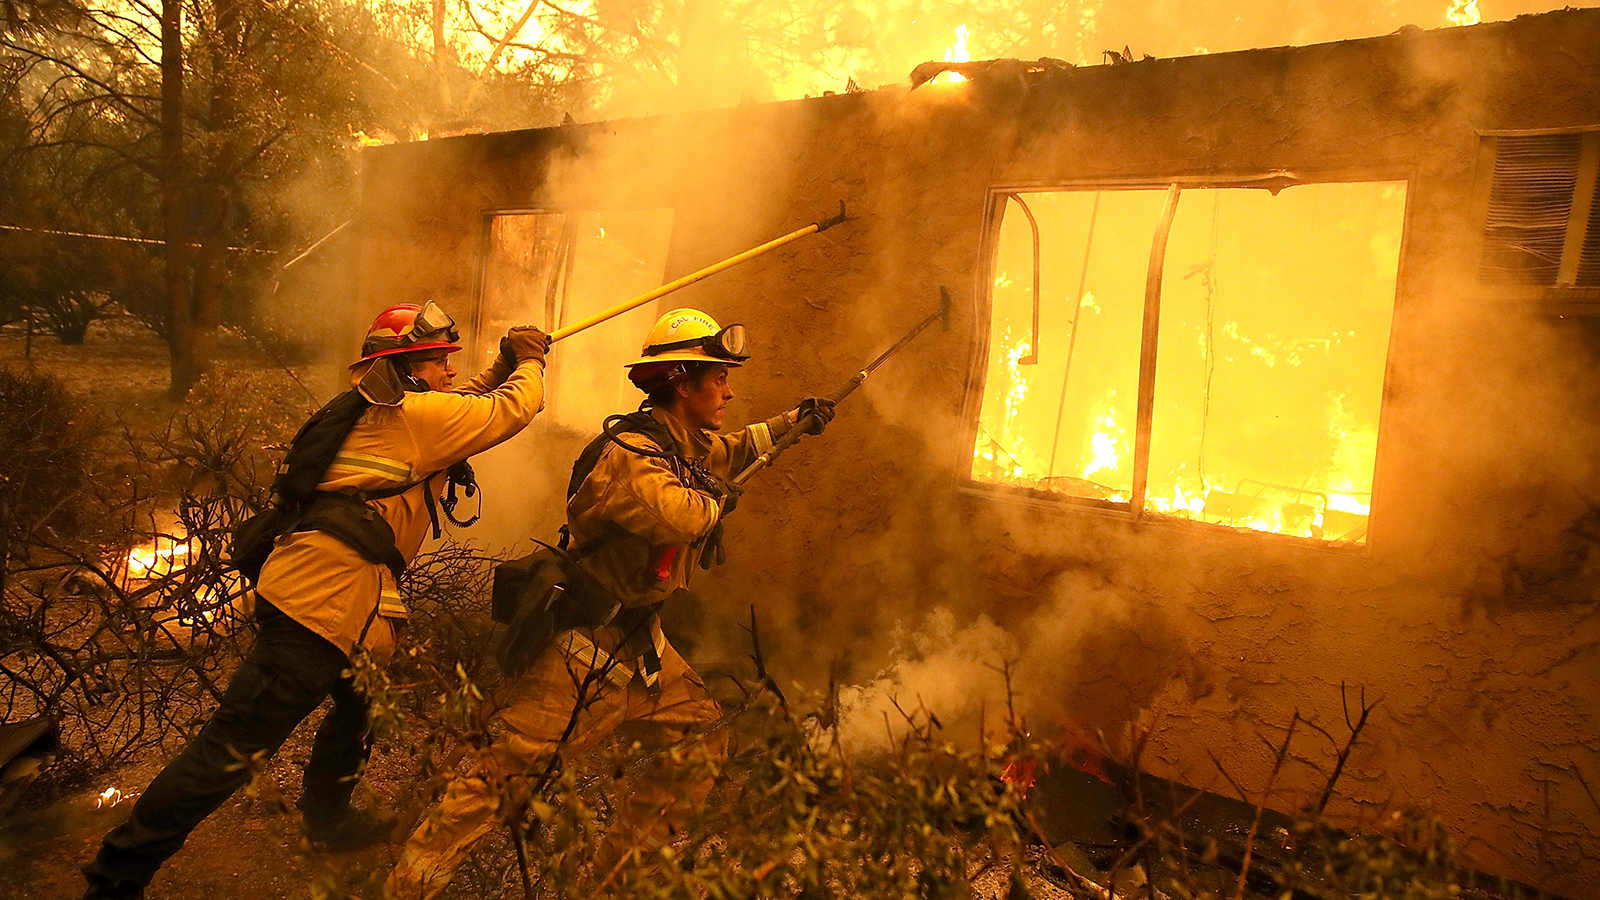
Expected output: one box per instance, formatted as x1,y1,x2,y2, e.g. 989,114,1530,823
93,787,132,810
125,537,192,582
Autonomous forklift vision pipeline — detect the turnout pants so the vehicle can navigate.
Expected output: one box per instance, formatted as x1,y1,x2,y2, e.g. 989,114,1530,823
85,600,373,888
386,631,726,900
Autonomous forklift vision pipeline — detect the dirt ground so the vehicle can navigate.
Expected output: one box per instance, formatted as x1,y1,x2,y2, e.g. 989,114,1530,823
0,318,1082,900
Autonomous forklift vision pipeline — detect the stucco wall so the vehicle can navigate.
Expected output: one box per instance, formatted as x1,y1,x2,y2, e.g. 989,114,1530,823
356,12,1600,894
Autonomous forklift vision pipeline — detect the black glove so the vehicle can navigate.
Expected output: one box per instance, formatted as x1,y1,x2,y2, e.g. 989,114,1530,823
794,397,837,436
712,474,745,518
699,521,727,569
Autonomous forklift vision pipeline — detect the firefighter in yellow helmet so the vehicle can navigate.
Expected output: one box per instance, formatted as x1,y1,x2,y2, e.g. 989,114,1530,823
84,303,551,900
385,309,835,899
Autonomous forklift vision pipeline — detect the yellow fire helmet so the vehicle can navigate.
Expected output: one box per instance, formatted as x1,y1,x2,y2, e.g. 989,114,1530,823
624,308,750,369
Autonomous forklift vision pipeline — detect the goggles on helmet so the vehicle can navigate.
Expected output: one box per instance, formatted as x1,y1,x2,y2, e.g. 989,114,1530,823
642,323,749,362
411,300,459,346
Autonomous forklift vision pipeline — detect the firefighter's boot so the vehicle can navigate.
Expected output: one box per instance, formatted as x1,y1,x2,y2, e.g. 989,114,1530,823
303,805,398,852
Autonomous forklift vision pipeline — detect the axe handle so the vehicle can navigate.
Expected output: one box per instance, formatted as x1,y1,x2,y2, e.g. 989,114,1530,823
731,288,950,487
550,202,846,343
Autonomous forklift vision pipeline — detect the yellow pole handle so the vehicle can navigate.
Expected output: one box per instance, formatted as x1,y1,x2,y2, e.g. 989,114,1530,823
549,202,846,343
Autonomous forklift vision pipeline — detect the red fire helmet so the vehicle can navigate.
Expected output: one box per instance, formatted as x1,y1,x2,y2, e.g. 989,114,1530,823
350,301,462,369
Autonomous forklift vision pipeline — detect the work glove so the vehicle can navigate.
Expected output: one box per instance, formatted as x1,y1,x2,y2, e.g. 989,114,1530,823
699,521,726,569
500,325,552,368
712,475,745,518
792,397,837,436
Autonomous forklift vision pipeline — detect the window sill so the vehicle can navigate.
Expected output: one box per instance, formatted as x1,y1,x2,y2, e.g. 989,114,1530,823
1465,285,1600,315
958,480,1373,555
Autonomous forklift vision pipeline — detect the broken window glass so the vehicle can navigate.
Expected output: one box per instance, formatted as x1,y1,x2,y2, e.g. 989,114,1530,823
971,181,1406,546
479,209,675,429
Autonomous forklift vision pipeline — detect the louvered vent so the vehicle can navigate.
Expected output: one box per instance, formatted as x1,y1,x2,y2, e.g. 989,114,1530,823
1580,182,1600,286
1479,134,1582,284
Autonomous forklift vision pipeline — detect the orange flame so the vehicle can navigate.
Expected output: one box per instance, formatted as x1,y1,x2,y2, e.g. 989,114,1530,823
127,538,193,581
938,24,971,84
1445,0,1480,26
94,787,129,809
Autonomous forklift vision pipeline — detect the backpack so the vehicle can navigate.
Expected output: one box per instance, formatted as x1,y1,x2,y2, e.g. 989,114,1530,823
488,411,678,672
229,390,414,586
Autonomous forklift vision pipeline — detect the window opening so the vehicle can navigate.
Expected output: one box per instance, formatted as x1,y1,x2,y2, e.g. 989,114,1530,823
478,208,675,429
971,181,1405,546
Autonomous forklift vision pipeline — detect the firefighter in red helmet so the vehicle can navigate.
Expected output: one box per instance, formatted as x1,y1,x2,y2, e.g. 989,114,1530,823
83,303,551,900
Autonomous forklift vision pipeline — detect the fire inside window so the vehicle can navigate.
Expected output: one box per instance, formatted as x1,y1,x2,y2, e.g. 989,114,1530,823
970,182,1406,545
477,209,675,429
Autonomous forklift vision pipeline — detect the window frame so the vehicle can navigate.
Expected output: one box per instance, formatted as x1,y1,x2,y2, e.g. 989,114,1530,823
957,170,1415,552
470,204,678,430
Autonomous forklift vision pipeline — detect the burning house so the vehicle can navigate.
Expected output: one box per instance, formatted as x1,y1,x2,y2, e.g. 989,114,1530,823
352,10,1600,895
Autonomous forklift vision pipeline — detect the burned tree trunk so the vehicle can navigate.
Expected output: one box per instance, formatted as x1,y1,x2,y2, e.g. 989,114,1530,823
160,0,195,400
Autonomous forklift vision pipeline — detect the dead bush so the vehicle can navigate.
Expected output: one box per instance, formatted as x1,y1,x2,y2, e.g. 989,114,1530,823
0,369,284,777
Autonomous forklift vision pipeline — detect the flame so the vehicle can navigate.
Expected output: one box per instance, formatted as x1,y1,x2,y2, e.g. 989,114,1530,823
939,24,971,83
95,787,128,809
1001,758,1037,793
125,529,251,629
127,538,193,580
1140,395,1373,542
1445,0,1480,26
1082,403,1125,483
972,328,1038,484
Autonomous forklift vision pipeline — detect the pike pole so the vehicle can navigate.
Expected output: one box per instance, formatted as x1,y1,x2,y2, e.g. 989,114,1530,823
549,201,848,343
732,285,953,488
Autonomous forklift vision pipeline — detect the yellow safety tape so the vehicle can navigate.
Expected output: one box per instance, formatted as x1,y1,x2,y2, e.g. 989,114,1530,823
328,451,412,483
377,590,408,619
557,631,635,688
750,422,774,456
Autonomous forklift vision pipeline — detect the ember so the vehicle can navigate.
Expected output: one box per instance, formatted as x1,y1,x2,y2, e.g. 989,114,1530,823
1001,758,1037,793
94,787,128,810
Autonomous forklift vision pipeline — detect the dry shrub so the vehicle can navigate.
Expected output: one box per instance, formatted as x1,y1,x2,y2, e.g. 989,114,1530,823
330,608,1484,900
0,368,283,778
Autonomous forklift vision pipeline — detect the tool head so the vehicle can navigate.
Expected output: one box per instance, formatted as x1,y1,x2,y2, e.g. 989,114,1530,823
815,200,847,232
937,286,953,331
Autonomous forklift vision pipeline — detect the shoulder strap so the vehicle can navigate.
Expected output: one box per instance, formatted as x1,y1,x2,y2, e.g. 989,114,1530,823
566,409,679,501
274,390,372,508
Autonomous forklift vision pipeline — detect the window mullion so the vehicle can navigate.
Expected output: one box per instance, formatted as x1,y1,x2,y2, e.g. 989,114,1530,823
1131,184,1183,515
1557,133,1600,286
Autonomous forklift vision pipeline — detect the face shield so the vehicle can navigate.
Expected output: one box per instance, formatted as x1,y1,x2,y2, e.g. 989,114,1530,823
410,301,460,346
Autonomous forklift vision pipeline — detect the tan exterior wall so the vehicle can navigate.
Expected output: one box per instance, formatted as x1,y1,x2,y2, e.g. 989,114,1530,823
355,12,1600,894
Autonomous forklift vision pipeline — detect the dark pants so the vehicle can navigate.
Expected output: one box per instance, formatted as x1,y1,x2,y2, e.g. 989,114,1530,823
85,600,372,887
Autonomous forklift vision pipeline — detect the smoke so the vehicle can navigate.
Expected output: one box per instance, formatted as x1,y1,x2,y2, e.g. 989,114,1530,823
833,607,1018,749
827,567,1201,756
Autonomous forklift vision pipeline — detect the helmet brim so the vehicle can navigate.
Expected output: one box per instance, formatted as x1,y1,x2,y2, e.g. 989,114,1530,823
350,340,462,370
624,351,743,368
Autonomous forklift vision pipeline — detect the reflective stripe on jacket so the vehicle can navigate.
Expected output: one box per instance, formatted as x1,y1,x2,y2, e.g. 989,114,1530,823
258,354,544,658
